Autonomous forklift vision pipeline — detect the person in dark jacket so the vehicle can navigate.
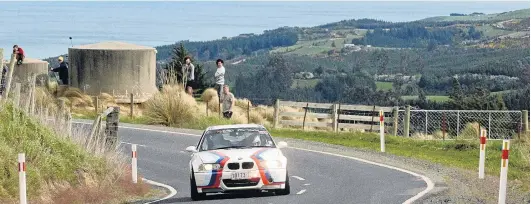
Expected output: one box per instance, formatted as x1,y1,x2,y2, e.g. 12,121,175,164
51,56,68,85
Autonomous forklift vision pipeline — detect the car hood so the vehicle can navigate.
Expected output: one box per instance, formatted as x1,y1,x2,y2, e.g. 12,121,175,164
196,147,281,163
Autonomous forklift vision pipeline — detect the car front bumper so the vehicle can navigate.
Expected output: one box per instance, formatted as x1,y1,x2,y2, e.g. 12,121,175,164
194,168,287,193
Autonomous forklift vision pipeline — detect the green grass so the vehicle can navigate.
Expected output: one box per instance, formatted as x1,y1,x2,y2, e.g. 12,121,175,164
269,128,530,191
475,25,514,38
421,8,529,22
0,102,107,199
376,81,393,91
291,79,320,89
401,95,451,102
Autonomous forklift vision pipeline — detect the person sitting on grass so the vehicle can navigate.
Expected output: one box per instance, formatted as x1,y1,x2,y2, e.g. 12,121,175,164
221,84,235,119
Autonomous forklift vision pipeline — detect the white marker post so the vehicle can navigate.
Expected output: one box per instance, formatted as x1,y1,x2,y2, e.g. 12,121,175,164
498,139,510,204
132,144,138,184
379,109,385,152
18,153,27,204
478,128,487,179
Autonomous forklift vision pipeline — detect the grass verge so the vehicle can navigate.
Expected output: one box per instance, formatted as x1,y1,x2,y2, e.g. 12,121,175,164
0,100,154,203
269,128,530,191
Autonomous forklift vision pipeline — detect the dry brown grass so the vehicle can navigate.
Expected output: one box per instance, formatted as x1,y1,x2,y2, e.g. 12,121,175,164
235,98,252,109
201,88,218,103
144,85,200,127
47,168,150,204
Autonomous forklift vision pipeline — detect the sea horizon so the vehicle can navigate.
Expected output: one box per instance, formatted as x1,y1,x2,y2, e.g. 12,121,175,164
0,1,528,59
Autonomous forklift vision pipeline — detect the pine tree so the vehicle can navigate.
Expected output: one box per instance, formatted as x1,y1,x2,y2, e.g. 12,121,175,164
164,43,189,86
449,77,464,109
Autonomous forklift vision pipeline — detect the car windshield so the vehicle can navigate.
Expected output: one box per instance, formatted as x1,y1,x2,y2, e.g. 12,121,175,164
198,127,276,151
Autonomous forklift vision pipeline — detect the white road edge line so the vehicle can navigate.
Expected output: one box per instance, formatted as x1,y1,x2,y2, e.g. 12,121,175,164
141,178,177,204
72,121,434,203
291,176,305,181
121,141,146,147
296,189,307,195
288,147,435,204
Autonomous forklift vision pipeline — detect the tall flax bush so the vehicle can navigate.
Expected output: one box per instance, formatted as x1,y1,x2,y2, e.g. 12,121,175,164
144,85,199,127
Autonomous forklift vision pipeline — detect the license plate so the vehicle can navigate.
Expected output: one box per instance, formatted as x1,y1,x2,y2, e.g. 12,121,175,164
231,172,249,180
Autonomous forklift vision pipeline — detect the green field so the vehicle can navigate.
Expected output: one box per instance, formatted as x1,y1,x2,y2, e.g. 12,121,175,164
421,8,529,22
271,28,367,56
402,95,451,102
376,81,393,91
475,25,515,38
291,79,320,89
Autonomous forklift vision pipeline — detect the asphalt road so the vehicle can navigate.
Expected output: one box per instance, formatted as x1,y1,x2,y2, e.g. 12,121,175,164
74,122,427,204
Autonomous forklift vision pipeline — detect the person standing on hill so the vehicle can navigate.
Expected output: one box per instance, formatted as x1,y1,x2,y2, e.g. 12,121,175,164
183,56,195,89
214,58,225,101
13,45,25,65
221,84,235,119
51,56,69,85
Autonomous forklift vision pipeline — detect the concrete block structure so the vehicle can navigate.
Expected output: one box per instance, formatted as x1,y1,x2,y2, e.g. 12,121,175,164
12,58,49,86
68,41,158,103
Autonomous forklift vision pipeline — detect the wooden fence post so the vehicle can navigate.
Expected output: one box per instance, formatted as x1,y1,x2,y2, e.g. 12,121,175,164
370,105,376,132
393,107,399,136
105,106,120,149
337,103,342,132
404,105,411,137
332,104,338,132
30,73,36,115
273,99,280,128
522,110,529,132
1,54,16,100
95,96,99,115
247,100,250,124
130,93,134,119
302,103,309,131
13,83,21,107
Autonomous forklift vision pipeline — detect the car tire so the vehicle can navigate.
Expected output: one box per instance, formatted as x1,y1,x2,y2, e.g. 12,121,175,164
275,171,290,195
190,172,205,201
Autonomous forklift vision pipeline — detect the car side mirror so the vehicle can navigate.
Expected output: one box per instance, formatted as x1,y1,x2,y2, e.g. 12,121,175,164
186,146,198,153
277,141,288,149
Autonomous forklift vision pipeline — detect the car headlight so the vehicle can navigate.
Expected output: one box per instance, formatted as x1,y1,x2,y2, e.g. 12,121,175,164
261,160,282,169
198,163,221,172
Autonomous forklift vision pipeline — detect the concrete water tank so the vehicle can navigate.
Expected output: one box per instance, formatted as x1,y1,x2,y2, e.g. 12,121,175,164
68,41,158,103
12,58,49,86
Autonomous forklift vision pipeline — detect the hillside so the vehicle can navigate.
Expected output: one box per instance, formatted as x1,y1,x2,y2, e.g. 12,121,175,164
42,8,530,111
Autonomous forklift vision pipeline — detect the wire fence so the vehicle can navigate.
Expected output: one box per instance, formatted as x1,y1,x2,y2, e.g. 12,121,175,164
397,109,524,140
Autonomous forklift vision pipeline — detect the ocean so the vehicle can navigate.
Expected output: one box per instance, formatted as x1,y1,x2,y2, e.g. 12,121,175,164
0,1,528,59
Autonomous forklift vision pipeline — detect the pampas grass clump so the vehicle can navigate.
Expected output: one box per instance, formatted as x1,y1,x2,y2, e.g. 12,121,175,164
144,85,199,127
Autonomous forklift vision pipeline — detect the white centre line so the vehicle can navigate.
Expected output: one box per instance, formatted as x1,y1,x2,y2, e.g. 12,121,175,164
303,183,311,186
291,176,305,181
296,189,307,195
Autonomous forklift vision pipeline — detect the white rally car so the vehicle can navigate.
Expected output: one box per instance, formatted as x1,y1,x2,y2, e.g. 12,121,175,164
185,124,290,200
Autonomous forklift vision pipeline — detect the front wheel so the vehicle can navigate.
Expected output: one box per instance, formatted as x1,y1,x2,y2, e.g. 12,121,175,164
190,173,205,201
275,171,290,195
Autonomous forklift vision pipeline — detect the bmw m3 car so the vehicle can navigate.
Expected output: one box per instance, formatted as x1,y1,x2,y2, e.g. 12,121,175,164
185,124,290,200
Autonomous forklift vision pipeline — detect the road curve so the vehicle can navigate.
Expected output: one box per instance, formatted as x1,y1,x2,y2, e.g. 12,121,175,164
74,122,429,204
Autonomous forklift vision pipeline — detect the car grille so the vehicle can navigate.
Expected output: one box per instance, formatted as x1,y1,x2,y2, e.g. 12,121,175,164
223,179,259,187
227,163,240,170
242,162,254,169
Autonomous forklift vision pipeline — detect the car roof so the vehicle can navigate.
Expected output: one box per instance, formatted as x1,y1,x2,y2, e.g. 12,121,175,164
206,124,267,131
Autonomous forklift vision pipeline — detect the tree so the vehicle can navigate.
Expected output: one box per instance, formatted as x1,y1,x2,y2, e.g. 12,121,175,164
449,77,464,109
186,63,210,93
164,43,189,86
314,66,324,76
331,41,336,48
